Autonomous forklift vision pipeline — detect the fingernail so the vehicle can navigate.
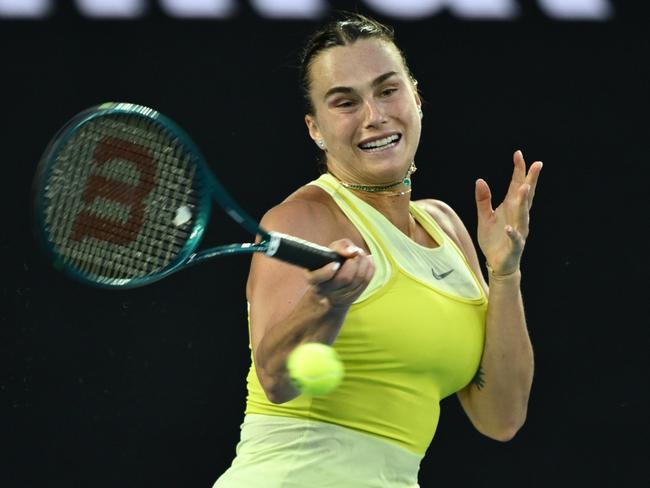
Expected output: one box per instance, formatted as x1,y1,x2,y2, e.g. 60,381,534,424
539,161,543,169
346,245,361,254
331,262,341,272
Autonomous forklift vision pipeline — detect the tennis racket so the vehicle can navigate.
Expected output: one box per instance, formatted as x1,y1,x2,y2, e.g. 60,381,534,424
33,102,342,289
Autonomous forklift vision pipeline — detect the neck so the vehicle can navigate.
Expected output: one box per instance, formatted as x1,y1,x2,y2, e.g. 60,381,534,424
326,171,415,237
360,190,416,237
334,176,405,194
340,182,412,197
327,161,416,198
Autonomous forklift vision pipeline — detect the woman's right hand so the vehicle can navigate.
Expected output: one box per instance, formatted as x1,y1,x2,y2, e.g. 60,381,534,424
306,239,375,310
247,200,374,403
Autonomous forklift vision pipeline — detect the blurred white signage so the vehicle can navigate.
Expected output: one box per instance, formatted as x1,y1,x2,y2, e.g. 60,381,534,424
0,0,613,19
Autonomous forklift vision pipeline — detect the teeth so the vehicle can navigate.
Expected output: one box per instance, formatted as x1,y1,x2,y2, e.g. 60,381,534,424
360,134,400,149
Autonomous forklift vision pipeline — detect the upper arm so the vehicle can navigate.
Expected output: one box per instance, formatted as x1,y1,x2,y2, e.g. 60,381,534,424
246,196,340,364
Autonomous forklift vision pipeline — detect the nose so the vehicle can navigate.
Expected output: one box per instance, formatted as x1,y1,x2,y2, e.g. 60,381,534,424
363,99,386,128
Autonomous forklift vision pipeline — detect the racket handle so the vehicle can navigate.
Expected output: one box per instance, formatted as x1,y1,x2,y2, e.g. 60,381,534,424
266,232,344,271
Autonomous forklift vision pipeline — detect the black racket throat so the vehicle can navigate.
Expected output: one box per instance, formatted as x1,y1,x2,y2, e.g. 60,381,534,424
265,232,343,271
183,232,341,271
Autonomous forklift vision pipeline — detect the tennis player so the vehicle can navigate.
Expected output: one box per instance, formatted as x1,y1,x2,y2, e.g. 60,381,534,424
214,12,542,488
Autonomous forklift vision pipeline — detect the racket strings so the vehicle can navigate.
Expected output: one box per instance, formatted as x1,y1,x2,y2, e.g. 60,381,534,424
50,159,193,277
44,114,203,282
70,128,198,224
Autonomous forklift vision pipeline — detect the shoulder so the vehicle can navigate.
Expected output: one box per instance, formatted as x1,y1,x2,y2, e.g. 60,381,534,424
414,198,467,244
415,198,486,290
259,183,343,247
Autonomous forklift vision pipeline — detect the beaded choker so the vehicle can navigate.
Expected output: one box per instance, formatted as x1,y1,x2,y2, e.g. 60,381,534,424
329,162,416,197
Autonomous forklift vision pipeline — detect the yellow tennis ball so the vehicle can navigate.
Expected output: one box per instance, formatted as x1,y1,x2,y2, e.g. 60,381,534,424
287,342,344,396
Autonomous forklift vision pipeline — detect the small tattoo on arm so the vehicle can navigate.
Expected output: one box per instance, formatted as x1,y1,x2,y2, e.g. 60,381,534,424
472,365,486,390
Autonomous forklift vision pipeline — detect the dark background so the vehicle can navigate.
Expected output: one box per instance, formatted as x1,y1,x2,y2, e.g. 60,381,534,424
2,1,648,487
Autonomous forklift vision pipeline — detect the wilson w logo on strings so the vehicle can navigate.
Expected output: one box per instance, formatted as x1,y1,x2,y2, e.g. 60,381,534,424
70,137,157,246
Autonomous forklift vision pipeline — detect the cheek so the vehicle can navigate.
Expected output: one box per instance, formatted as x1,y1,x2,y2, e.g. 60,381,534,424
412,114,422,135
404,110,422,151
411,120,422,145
326,119,359,146
401,107,421,134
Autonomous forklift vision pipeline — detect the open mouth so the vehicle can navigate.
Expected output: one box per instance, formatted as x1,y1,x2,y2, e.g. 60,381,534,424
358,134,401,152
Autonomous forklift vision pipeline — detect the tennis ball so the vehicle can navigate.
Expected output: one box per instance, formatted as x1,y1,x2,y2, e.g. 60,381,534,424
287,342,344,396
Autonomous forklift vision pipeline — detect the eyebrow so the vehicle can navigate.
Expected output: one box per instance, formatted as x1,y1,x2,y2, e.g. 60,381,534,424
323,71,399,100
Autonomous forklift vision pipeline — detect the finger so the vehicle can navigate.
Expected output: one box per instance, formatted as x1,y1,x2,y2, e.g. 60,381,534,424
507,150,527,197
338,267,370,299
514,150,527,182
525,160,543,208
475,178,494,221
516,184,531,236
332,252,370,289
320,254,372,302
306,260,343,286
327,238,365,258
353,253,375,287
362,254,375,283
309,239,365,284
308,242,366,286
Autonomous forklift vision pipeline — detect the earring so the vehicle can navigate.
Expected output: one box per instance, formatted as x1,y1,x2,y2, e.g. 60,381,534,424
403,161,417,186
418,107,423,119
317,139,326,150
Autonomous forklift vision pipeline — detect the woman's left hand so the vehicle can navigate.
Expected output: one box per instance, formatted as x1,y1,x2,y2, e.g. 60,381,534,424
475,150,543,275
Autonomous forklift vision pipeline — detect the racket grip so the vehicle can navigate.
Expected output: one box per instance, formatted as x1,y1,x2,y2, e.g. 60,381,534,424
266,232,344,271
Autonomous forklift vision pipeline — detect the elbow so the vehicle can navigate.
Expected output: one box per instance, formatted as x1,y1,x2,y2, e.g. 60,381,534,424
264,386,300,405
257,368,300,405
485,413,528,442
474,407,528,442
489,424,522,442
253,341,307,404
265,386,295,405
266,392,288,405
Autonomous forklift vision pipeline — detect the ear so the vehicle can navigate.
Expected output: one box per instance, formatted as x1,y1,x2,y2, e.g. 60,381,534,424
410,78,422,110
304,114,322,143
414,92,422,112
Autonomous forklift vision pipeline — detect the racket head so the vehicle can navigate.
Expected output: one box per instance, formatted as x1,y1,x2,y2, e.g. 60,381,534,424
33,102,213,288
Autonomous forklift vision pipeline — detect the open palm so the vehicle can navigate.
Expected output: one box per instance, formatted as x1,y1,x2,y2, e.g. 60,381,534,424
475,150,543,275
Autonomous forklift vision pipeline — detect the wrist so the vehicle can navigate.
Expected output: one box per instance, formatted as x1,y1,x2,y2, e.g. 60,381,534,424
485,262,521,281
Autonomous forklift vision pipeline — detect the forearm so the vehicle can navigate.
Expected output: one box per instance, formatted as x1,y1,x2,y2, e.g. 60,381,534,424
466,269,534,439
255,287,349,403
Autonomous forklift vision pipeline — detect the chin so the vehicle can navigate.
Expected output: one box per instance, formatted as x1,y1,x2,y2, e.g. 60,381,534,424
364,160,411,183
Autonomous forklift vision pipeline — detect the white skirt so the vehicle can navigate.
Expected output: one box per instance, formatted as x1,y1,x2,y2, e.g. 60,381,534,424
213,414,423,488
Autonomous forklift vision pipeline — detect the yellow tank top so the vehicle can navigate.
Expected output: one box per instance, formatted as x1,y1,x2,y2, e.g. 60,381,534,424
244,174,487,454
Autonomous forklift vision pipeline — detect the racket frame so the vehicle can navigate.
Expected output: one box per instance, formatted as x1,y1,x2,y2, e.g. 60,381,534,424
33,103,339,289
34,103,215,288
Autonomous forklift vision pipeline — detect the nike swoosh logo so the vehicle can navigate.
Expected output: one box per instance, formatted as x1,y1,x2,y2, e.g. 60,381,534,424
431,268,454,280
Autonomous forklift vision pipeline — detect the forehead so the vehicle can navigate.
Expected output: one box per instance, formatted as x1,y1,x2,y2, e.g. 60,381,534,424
308,38,406,94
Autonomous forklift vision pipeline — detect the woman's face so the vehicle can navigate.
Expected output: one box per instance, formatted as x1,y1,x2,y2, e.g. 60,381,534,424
305,38,421,185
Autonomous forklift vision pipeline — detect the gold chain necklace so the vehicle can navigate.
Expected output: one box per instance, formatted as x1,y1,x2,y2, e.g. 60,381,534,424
329,161,416,197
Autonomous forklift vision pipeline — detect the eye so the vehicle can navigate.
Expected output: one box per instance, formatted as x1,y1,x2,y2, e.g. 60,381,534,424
335,99,356,108
381,87,398,97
